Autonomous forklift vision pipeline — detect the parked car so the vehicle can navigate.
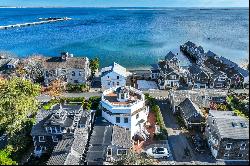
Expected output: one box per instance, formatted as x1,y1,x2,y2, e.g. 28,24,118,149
191,134,206,153
145,147,170,159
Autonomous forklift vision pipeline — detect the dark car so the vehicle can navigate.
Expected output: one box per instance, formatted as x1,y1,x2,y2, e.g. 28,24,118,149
191,134,206,153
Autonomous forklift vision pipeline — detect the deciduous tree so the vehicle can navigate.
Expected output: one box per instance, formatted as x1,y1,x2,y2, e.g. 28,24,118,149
0,77,41,135
89,57,100,77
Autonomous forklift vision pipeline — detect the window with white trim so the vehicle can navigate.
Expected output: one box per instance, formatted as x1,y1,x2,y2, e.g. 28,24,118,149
72,71,76,76
117,149,127,155
238,154,243,158
39,136,45,142
171,75,177,80
107,148,112,157
52,136,58,142
224,153,229,157
225,143,232,150
124,117,128,123
116,117,120,123
240,143,246,150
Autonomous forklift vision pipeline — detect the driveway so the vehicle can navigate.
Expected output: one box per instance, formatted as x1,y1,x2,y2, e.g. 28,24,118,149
157,99,195,162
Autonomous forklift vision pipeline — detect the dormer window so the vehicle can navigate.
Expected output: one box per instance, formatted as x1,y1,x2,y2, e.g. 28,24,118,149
232,122,238,127
240,143,246,150
240,122,247,128
117,149,127,155
39,136,45,142
45,71,49,77
225,143,232,150
52,136,58,142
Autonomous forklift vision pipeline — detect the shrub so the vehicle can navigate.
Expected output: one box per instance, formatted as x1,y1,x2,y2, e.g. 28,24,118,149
66,83,88,92
42,99,59,110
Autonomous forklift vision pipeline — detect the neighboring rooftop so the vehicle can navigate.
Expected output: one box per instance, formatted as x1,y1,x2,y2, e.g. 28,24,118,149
112,126,132,149
46,138,74,165
158,60,179,74
42,56,88,70
169,89,228,108
86,117,113,164
101,62,131,78
165,51,176,61
102,86,143,106
209,110,249,140
179,98,203,119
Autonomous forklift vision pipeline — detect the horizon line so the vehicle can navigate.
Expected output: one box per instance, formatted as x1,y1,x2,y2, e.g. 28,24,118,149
0,6,249,8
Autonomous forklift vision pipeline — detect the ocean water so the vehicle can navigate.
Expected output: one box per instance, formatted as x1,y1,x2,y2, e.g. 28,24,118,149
0,7,249,69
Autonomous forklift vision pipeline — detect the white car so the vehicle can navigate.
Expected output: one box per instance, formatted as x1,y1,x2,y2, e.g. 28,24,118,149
146,147,170,159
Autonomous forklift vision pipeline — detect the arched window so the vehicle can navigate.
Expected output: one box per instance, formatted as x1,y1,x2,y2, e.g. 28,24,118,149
72,71,76,76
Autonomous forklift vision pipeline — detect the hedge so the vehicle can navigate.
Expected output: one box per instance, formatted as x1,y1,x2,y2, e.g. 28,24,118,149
66,83,88,92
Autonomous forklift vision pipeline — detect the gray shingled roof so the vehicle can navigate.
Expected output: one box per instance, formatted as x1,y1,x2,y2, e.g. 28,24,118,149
42,56,88,70
158,61,179,75
209,110,249,139
112,126,132,148
89,126,113,145
71,128,89,154
185,41,196,47
165,51,176,61
86,117,113,163
206,50,217,58
235,66,249,77
64,153,81,165
188,64,212,76
219,56,238,68
179,98,203,120
47,138,74,165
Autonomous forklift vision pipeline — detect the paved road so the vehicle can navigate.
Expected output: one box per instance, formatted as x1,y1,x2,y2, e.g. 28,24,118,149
143,90,169,99
229,88,249,94
36,91,102,102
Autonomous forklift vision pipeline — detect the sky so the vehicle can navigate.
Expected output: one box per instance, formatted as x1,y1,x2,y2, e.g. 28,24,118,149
0,0,249,7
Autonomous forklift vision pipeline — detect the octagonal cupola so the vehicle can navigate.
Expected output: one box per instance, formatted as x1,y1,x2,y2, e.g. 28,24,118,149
116,86,130,102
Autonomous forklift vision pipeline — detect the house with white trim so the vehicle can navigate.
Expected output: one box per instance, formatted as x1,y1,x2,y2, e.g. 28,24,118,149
42,52,91,86
100,86,149,141
100,62,132,91
205,110,249,161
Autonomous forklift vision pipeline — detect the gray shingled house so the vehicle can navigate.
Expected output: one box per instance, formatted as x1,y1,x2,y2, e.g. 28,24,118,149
157,56,181,89
180,41,205,62
178,98,205,131
42,52,91,86
204,56,245,88
31,104,94,157
46,127,90,165
188,64,212,89
205,110,249,161
85,117,132,165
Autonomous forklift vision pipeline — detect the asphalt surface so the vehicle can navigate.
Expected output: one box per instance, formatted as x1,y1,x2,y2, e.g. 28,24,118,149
36,91,102,102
